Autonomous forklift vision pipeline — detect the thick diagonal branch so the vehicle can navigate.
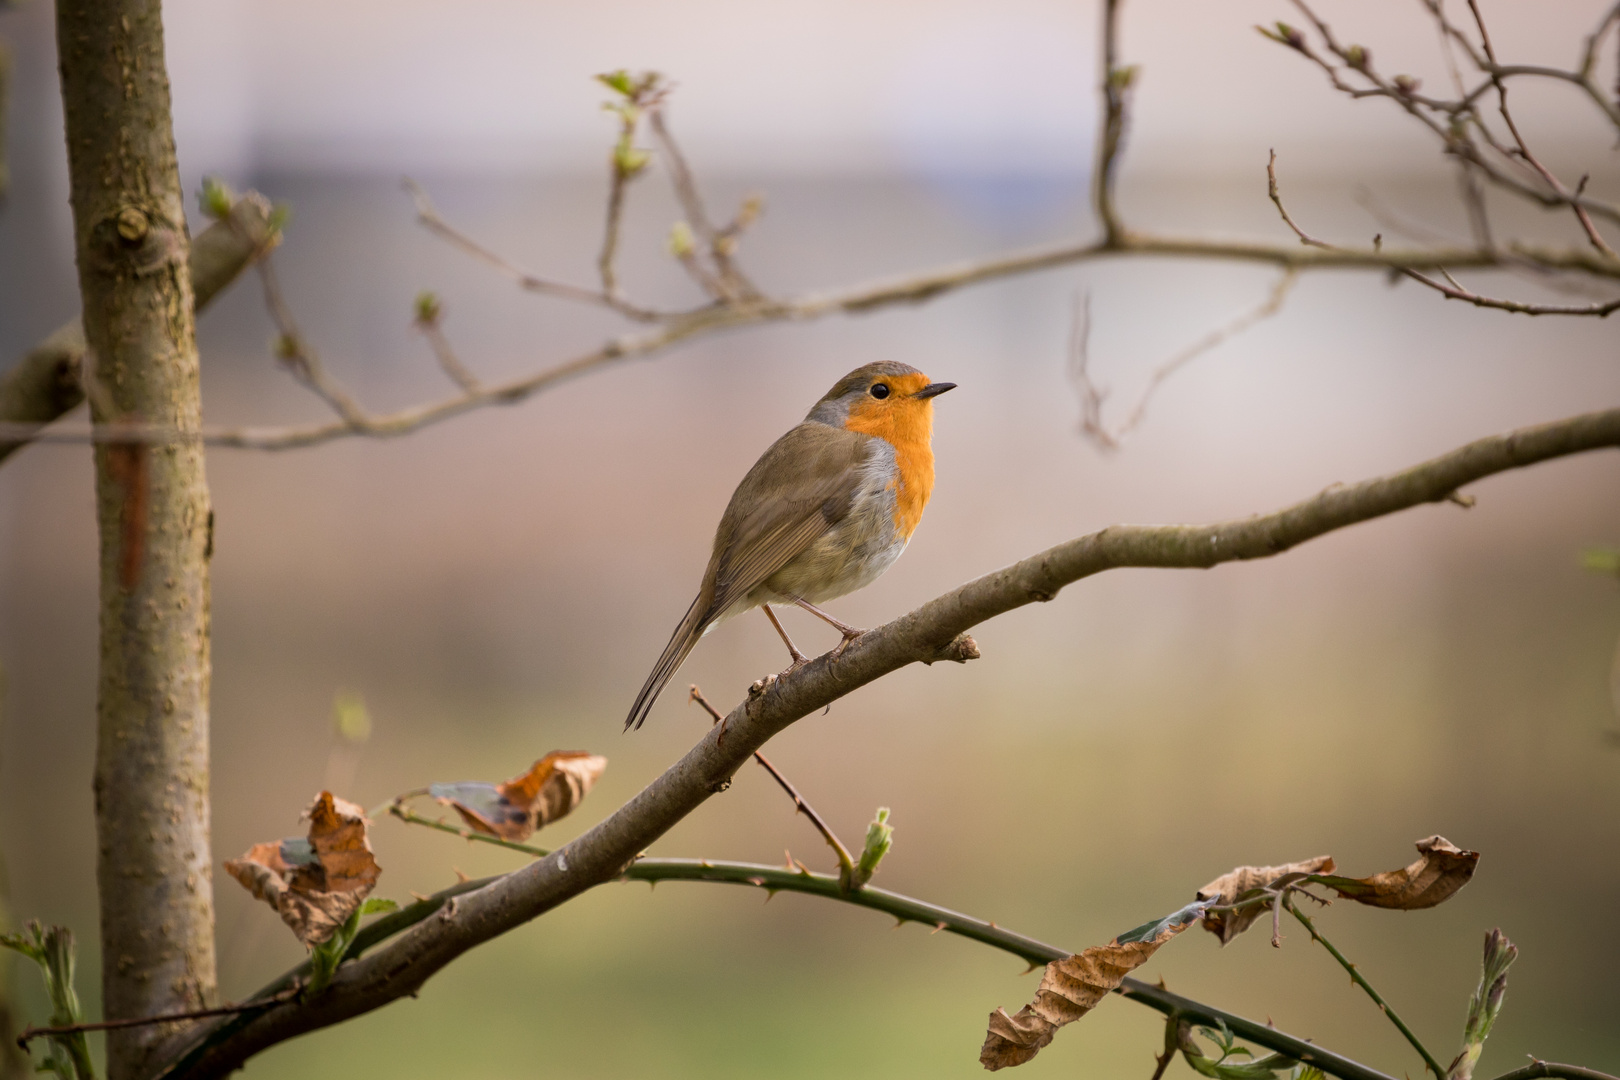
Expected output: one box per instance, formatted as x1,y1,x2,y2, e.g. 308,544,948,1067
158,405,1620,1079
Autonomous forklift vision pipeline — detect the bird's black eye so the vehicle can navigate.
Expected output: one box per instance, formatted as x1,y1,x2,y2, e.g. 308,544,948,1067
869,383,890,399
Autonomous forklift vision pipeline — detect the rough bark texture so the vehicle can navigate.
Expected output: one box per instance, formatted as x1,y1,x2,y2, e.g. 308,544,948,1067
55,2,217,1077
0,193,280,465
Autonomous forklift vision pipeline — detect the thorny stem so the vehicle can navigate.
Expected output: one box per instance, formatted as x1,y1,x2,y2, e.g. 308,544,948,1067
189,853,1403,1080
688,685,855,874
16,990,300,1047
1286,897,1447,1080
1150,1012,1184,1080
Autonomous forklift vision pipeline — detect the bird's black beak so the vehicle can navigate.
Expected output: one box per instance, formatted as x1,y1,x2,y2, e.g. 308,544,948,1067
914,382,957,400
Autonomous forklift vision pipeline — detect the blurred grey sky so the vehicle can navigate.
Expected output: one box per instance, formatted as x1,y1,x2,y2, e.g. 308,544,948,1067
5,0,1618,181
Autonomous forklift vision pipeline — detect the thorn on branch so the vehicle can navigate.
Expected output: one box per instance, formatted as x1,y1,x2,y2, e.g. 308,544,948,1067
688,684,855,875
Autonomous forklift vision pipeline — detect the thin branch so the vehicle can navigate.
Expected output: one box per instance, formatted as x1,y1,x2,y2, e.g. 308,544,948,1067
8,221,1616,454
1268,150,1333,249
1073,268,1299,451
156,405,1620,1079
187,845,1400,1080
17,990,300,1047
1286,897,1446,1079
1398,268,1620,315
404,179,665,322
0,192,281,464
411,299,481,393
688,685,854,874
387,803,551,859
1095,0,1131,244
1269,151,1619,316
1278,0,1620,226
646,105,759,301
1463,0,1617,259
256,256,371,426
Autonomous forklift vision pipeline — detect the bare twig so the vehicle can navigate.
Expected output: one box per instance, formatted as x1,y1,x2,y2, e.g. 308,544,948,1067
1269,151,1619,316
387,802,551,859
1268,150,1332,249
1398,268,1620,315
1095,0,1132,244
256,256,370,426
646,106,759,301
9,219,1615,455
1462,0,1617,259
18,989,300,1047
411,295,480,393
155,405,1620,1079
1072,269,1299,451
1277,0,1620,225
404,179,664,322
689,685,854,874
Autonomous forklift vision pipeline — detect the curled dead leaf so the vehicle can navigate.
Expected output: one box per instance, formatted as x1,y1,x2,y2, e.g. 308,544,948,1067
1196,856,1335,945
980,900,1213,1071
429,751,607,842
224,792,380,947
1318,836,1478,910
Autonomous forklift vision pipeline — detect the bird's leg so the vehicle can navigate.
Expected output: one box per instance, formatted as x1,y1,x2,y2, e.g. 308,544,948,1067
793,598,867,657
761,604,810,670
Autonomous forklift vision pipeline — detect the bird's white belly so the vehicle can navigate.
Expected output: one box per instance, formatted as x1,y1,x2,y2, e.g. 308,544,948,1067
755,457,906,606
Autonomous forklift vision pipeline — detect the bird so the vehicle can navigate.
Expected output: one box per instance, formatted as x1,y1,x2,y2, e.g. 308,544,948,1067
625,361,956,730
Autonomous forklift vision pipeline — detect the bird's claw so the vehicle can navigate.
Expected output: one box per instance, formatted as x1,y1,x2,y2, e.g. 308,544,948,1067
830,629,867,660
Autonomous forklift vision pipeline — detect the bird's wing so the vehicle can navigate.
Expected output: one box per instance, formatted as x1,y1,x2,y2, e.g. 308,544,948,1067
624,421,873,731
701,421,874,620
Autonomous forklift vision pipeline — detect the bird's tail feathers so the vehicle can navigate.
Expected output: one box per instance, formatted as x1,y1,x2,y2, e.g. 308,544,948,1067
625,595,710,731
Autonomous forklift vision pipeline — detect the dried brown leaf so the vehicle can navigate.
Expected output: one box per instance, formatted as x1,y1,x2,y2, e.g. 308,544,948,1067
1318,836,1478,909
429,751,607,841
980,900,1211,1070
1195,855,1335,944
223,791,380,947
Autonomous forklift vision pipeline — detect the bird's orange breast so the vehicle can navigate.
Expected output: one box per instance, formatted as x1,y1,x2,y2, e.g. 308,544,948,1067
843,378,936,541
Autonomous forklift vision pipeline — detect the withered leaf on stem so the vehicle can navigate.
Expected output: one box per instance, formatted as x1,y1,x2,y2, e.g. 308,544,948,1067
429,751,607,842
224,792,381,947
1317,836,1478,910
980,899,1214,1071
1196,856,1335,945
1193,836,1479,946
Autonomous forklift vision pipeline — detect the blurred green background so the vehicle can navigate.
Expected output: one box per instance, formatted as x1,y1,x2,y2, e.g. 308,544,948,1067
2,1,1619,1077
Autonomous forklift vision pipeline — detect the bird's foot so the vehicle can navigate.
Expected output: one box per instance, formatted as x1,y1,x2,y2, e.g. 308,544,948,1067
830,627,867,659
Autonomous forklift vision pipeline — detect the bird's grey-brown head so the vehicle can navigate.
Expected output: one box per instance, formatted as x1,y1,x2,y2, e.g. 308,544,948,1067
806,361,956,427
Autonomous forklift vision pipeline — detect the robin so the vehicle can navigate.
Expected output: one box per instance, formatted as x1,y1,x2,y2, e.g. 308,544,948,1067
625,361,956,730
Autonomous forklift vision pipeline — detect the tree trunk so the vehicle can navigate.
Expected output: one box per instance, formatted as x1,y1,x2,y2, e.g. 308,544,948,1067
54,3,217,1078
